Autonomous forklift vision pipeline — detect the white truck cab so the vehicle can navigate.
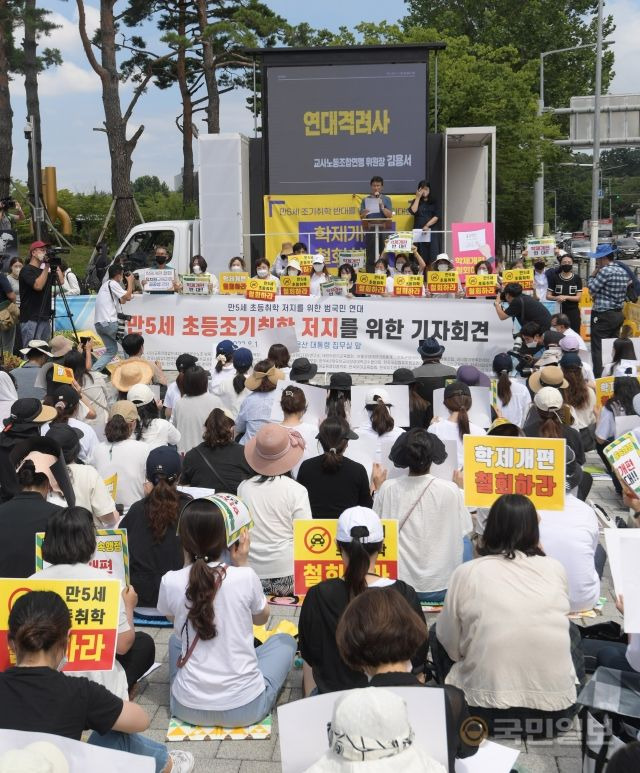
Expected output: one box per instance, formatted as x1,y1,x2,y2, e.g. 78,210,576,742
113,219,200,282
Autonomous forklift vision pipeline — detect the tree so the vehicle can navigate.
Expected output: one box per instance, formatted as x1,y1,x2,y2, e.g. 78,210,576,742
76,0,170,242
17,0,61,225
132,175,170,196
0,0,18,199
403,0,615,110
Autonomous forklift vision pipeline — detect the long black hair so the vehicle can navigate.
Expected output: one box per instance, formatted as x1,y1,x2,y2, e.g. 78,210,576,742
337,528,383,598
478,494,545,560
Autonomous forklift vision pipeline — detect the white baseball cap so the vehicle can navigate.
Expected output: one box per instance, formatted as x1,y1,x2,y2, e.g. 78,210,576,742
312,254,325,264
337,507,384,544
534,386,563,412
127,383,156,406
435,253,452,264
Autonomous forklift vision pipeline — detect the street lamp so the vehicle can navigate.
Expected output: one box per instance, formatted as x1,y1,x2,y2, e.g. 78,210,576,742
533,34,614,239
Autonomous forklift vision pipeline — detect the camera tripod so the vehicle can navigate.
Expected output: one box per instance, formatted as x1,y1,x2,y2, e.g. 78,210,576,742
36,263,80,346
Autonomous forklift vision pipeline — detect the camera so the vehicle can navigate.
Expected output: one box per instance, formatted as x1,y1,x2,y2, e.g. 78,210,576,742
44,245,70,268
0,197,15,210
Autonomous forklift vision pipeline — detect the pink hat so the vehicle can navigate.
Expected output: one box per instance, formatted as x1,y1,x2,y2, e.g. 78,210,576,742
244,424,305,476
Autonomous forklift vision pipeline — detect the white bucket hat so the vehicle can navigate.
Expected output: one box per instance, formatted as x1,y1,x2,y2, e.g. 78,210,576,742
305,688,446,772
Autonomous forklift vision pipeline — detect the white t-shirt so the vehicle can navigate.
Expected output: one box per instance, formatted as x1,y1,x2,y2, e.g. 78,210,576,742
32,562,129,700
93,437,150,514
172,392,224,455
374,474,472,593
41,417,99,465
534,270,548,301
210,375,250,420
209,363,236,389
427,418,486,468
94,279,126,325
157,563,267,710
68,463,116,526
569,388,596,431
163,381,181,414
237,476,312,579
140,417,181,449
538,495,600,612
281,420,320,479
495,379,531,428
310,272,328,295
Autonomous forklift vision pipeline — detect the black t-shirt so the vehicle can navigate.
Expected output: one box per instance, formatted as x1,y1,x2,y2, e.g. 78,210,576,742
369,672,478,773
297,455,372,519
409,198,439,229
0,666,123,739
505,293,552,331
121,492,191,607
299,578,427,694
0,492,61,577
181,442,255,494
0,274,13,305
19,263,51,322
548,270,583,300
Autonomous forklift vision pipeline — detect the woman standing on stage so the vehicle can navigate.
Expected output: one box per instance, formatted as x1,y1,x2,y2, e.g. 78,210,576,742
409,180,440,266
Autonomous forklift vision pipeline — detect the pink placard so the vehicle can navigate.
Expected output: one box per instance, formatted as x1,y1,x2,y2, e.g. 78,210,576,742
451,222,496,283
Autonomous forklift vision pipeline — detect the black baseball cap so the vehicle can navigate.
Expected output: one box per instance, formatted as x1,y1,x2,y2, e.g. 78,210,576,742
175,354,198,372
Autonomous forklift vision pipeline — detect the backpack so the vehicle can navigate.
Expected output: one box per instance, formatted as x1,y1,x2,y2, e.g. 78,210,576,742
615,260,640,303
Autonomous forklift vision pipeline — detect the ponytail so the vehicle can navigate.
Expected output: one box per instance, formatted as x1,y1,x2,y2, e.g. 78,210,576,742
338,531,383,598
444,395,471,439
215,353,230,373
321,445,345,473
537,409,564,439
233,373,246,395
145,476,182,542
368,399,394,436
185,560,226,640
496,371,512,406
326,391,348,421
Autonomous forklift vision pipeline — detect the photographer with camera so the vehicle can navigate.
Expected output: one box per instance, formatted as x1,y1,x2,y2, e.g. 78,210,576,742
493,282,552,332
0,197,25,231
92,264,134,373
19,241,64,344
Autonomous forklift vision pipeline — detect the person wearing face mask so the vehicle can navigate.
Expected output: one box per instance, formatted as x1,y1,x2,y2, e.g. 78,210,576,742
252,258,279,292
187,254,218,294
142,247,182,294
310,255,329,295
336,263,361,298
373,257,394,295
7,258,23,306
272,241,293,277
392,253,410,275
533,257,549,301
228,256,246,272
546,257,582,333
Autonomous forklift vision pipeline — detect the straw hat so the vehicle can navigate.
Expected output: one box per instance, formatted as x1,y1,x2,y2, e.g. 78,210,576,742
244,424,305,476
245,365,283,391
528,365,569,393
110,359,154,393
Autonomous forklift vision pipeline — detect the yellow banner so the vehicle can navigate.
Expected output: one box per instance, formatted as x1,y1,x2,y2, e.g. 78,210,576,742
0,578,120,672
293,519,398,596
465,274,497,297
355,272,387,295
219,272,249,295
463,435,565,510
263,194,413,269
502,268,534,291
427,271,458,294
245,278,277,302
393,274,424,297
280,275,311,296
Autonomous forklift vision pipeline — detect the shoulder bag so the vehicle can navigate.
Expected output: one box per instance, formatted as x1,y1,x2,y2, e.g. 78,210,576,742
398,477,436,530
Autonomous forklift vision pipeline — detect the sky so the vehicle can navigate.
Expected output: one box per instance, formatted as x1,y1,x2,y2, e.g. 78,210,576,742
8,0,640,193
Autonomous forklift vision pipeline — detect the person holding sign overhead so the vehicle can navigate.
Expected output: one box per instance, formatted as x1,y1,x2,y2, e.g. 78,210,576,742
360,176,393,272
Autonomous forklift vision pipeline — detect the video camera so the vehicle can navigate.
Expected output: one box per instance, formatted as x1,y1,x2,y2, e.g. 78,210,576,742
44,245,70,269
0,197,15,210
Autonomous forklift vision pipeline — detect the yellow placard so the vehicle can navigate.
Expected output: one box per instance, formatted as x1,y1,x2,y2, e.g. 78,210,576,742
293,519,398,596
393,274,424,297
245,278,277,302
280,275,311,296
502,268,534,290
463,435,565,510
52,365,74,384
355,272,386,295
0,578,120,672
465,274,497,297
103,473,117,500
426,271,458,294
219,271,249,295
296,254,315,275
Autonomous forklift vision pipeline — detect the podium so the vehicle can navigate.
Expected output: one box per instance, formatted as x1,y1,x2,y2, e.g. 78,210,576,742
362,217,393,267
